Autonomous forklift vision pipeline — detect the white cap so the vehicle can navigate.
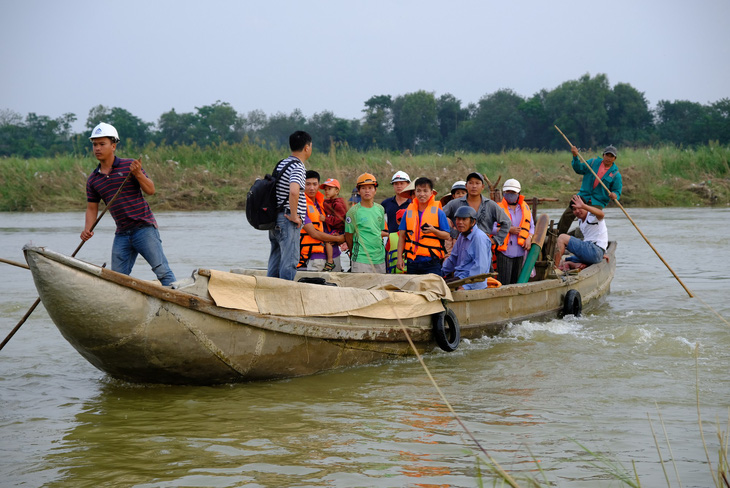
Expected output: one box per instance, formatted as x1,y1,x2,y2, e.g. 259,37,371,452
89,122,120,142
503,178,521,193
391,171,411,184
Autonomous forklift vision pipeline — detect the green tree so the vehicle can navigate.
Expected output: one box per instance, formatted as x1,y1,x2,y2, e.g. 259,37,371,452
519,91,551,149
258,109,307,148
464,89,527,152
195,101,240,145
391,90,439,153
708,98,730,144
157,108,199,146
0,110,26,157
544,73,611,149
361,95,394,149
606,83,653,145
655,100,710,145
305,111,362,151
86,105,151,147
437,93,469,150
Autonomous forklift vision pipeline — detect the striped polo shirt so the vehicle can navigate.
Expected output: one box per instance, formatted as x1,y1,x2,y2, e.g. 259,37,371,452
273,156,306,219
86,157,158,233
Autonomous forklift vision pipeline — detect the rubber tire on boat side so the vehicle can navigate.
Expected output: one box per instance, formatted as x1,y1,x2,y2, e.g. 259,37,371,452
562,289,582,317
432,308,461,352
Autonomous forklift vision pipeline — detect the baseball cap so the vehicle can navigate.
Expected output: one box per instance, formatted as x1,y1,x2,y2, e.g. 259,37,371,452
319,178,340,190
603,145,618,157
466,172,484,183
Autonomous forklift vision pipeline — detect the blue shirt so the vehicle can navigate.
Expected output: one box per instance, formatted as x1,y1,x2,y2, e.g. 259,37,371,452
442,225,492,290
381,195,411,233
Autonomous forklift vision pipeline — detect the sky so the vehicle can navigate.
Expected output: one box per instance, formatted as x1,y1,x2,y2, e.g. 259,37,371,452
1,0,729,133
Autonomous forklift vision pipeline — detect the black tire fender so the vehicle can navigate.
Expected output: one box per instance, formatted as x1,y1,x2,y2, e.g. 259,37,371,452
562,289,582,317
432,307,461,352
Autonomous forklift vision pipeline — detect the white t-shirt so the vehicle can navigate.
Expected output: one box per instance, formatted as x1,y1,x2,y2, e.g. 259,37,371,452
579,212,608,250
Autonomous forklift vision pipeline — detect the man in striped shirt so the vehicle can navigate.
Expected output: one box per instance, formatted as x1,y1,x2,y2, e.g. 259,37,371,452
81,123,176,286
267,131,311,280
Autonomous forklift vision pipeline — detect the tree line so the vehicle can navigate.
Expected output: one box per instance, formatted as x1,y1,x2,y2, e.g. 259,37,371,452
1,73,728,159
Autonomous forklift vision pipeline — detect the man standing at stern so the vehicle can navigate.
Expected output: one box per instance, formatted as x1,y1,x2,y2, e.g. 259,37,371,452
557,145,622,235
81,123,176,286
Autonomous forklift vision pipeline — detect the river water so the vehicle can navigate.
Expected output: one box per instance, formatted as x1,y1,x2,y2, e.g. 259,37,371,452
1,208,728,487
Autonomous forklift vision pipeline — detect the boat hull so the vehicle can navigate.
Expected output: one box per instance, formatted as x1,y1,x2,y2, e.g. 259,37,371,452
24,249,434,385
24,242,615,385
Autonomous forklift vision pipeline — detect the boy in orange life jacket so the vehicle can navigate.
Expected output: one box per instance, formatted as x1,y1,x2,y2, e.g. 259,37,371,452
396,177,451,275
319,178,347,272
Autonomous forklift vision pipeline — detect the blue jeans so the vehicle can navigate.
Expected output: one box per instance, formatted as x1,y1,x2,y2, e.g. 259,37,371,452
566,237,604,265
112,225,176,285
267,212,301,281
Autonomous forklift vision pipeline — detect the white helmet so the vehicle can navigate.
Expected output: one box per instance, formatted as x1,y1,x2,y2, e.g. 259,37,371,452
391,171,411,184
89,122,120,142
503,178,521,193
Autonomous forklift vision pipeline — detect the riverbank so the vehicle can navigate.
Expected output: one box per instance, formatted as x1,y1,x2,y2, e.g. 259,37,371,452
1,143,729,212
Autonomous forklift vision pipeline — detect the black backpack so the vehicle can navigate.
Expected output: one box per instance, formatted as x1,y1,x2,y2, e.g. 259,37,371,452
246,159,295,230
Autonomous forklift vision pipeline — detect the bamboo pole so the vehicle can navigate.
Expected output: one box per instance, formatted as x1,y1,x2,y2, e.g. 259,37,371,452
554,126,694,298
0,160,138,351
0,257,29,270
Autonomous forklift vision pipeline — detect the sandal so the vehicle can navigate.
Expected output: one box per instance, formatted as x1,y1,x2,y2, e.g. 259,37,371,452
323,262,336,272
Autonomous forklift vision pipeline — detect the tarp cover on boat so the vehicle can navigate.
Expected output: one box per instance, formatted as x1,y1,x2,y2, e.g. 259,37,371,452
207,270,452,319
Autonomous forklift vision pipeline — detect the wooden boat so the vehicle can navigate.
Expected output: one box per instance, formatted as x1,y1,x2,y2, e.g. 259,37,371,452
23,236,616,385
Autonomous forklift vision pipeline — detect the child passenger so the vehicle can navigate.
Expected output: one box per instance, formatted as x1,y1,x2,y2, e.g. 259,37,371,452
319,178,347,272
345,173,388,273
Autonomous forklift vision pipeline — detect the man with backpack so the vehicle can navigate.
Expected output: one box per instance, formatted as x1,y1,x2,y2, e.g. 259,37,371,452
267,131,312,281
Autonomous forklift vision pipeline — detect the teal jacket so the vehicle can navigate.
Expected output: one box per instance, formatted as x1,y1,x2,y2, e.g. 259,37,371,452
572,156,622,208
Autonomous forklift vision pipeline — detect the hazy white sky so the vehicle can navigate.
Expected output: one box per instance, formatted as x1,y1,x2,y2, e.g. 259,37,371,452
1,0,728,132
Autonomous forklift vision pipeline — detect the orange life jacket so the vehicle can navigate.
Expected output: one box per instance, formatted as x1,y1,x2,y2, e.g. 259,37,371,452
298,192,325,267
403,195,446,261
496,196,532,252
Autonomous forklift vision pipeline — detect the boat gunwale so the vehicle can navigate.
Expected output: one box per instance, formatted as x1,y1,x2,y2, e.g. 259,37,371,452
23,246,435,343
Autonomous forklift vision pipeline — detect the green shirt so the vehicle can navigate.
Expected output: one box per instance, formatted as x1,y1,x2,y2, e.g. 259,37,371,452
345,203,386,264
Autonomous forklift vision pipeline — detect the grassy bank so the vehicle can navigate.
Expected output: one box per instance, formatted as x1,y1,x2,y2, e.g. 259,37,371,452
1,142,729,212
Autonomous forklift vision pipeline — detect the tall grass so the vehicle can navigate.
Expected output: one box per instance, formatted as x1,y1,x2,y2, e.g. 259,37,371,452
1,142,729,212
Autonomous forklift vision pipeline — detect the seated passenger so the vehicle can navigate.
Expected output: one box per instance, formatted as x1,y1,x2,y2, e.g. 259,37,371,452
554,195,608,270
442,206,492,290
396,177,451,275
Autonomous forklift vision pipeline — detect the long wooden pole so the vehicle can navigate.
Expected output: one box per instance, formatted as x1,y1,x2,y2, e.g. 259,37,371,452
554,126,694,298
0,161,138,351
0,257,29,270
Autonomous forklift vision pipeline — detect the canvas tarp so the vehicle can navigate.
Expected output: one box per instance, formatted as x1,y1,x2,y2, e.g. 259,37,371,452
207,270,452,319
